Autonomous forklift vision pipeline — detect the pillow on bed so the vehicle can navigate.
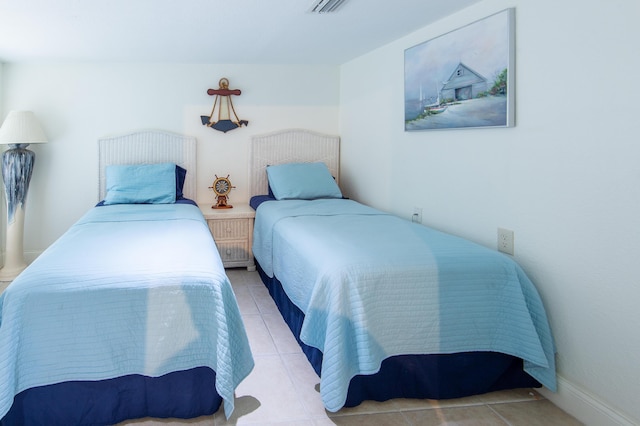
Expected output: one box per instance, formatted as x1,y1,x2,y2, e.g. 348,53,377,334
176,165,187,198
104,163,177,205
266,162,342,200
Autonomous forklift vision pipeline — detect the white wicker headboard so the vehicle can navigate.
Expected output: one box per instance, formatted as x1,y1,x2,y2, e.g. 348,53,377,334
249,129,340,198
98,129,197,201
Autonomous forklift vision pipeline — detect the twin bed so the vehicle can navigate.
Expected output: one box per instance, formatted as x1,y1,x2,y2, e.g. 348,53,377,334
248,129,556,412
0,128,556,424
0,130,254,425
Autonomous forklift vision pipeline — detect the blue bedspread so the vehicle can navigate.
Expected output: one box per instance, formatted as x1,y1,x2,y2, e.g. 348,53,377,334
0,204,254,420
253,199,556,411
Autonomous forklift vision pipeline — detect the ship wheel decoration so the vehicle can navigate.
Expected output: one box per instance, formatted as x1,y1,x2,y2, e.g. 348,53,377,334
200,78,249,133
209,174,235,209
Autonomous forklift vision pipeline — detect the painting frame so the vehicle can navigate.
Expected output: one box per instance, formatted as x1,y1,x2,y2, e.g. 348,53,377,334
404,8,515,131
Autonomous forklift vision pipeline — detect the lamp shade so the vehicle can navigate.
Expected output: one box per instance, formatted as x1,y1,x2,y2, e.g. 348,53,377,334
0,111,48,145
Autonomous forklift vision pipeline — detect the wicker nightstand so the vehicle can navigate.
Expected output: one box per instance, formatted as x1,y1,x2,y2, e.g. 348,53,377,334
200,203,256,271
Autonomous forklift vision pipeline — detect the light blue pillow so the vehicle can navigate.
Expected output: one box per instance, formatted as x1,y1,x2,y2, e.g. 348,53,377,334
266,162,342,200
104,163,177,205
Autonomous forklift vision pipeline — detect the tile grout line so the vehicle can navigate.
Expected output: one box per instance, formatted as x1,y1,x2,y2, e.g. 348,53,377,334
486,403,514,426
250,273,319,424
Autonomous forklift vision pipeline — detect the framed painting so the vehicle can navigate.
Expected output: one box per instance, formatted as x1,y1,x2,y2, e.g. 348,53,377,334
404,8,515,131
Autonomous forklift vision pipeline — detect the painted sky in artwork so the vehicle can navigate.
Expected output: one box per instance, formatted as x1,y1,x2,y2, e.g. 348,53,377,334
404,10,511,108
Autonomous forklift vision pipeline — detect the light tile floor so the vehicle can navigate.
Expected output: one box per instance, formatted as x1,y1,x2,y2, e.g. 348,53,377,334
122,269,582,426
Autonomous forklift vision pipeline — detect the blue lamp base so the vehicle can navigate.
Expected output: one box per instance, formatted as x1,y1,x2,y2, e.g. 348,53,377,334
0,144,35,281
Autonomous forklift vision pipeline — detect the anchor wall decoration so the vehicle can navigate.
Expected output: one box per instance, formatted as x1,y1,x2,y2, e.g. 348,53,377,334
201,78,249,133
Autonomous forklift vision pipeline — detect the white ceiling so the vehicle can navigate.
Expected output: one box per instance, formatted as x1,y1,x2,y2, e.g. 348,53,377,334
0,0,481,64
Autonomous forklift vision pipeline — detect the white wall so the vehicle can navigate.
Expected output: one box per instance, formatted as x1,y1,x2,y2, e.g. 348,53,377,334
340,0,640,425
0,62,4,267
0,62,4,114
1,63,339,254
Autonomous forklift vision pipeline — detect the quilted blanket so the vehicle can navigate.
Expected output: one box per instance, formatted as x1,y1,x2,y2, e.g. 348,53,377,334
0,204,254,420
253,199,556,411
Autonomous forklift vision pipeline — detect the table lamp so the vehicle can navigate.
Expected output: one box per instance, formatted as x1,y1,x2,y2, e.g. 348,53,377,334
0,111,48,280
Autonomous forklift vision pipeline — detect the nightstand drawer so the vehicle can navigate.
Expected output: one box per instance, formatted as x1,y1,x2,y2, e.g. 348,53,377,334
208,219,250,240
215,241,251,263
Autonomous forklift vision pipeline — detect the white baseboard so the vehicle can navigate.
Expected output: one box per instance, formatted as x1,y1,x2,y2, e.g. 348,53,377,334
539,375,638,426
2,250,42,265
0,250,43,291
24,250,43,263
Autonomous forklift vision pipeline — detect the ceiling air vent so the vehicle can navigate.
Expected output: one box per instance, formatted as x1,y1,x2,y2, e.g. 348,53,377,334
308,0,348,14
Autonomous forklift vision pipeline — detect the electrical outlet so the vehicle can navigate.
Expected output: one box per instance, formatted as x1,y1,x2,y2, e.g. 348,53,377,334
412,207,422,224
497,228,514,255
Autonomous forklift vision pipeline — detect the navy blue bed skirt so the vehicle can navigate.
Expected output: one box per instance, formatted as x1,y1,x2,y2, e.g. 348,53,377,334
257,263,540,407
1,367,222,426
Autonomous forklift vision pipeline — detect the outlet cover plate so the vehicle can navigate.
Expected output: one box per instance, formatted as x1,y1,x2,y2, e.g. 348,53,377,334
497,227,514,255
